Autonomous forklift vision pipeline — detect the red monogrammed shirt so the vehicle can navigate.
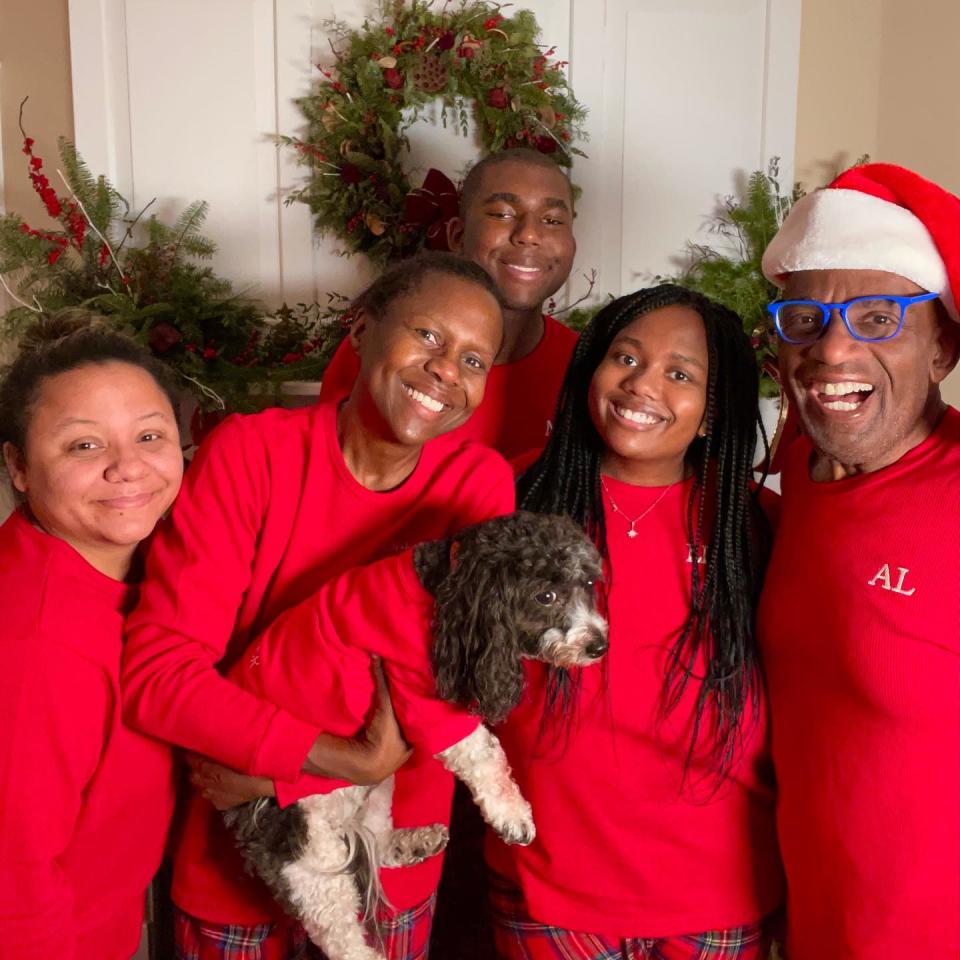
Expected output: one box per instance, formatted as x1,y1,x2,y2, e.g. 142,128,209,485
488,477,783,938
228,548,481,768
759,405,960,959
122,401,514,925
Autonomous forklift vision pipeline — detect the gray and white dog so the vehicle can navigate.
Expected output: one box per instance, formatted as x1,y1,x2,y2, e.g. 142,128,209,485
224,510,607,960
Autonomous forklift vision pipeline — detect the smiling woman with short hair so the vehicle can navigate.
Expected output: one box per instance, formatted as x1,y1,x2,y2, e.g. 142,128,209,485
120,252,516,960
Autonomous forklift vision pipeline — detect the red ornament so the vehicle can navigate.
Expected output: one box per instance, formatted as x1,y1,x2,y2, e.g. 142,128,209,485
437,31,456,51
385,26,395,37
148,322,182,354
383,67,404,90
534,135,558,154
483,15,504,30
487,87,509,109
339,164,363,184
457,45,476,59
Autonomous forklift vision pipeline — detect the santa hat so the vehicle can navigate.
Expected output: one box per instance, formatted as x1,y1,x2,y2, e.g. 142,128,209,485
761,163,960,322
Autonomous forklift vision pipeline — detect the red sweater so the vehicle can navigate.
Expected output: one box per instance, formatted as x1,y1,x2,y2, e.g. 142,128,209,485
320,315,578,461
0,510,175,960
231,552,479,764
758,406,960,959
122,401,514,924
487,477,782,937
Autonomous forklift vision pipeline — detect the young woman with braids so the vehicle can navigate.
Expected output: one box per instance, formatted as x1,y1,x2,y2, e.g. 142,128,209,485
486,284,783,959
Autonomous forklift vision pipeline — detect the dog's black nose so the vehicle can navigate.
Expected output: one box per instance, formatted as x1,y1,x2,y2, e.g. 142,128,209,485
585,638,609,659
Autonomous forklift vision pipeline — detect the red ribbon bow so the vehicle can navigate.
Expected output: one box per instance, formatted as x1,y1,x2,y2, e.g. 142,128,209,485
403,168,459,250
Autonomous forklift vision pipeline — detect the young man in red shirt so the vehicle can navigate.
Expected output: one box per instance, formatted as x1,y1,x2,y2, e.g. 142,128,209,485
321,149,579,461
758,164,960,959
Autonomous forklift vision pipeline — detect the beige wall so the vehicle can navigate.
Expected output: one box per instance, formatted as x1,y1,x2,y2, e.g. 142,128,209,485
795,0,960,406
0,0,73,225
794,0,885,189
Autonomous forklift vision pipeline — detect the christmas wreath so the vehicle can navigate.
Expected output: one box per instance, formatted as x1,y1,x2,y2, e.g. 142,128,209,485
287,0,587,265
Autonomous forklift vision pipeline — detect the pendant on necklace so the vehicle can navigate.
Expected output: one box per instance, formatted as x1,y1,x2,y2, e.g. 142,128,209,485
627,529,638,538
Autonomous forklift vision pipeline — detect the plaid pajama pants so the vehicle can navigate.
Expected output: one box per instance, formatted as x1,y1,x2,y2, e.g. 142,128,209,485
173,894,436,960
489,873,772,960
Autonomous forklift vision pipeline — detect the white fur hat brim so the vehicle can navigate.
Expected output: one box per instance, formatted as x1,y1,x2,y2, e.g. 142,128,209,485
761,188,956,321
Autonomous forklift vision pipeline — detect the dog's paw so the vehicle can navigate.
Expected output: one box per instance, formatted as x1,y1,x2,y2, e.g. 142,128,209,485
494,816,536,846
381,824,449,867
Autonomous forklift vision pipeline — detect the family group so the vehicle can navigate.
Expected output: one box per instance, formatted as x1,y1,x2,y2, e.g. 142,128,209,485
1,149,957,960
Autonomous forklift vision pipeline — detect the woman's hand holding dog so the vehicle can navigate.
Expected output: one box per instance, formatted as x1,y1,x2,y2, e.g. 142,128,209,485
188,755,276,810
303,658,413,785
190,660,410,809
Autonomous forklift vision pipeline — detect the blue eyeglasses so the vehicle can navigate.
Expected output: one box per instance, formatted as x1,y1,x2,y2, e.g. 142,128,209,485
767,293,939,344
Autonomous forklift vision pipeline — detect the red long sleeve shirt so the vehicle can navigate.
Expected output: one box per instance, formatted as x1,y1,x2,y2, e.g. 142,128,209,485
230,551,480,767
122,401,514,924
758,406,960,959
320,315,578,461
487,477,782,938
0,511,175,960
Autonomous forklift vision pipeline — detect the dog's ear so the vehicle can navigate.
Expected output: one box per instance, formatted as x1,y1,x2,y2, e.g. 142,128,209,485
430,543,524,725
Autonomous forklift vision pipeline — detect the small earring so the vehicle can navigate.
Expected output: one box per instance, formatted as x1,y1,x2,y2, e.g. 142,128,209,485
697,425,707,438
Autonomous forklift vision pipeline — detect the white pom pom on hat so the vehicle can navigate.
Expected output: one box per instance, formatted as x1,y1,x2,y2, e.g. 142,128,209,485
761,163,960,323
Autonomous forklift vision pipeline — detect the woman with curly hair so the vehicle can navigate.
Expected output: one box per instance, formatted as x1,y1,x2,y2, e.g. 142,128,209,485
487,285,783,958
0,320,184,959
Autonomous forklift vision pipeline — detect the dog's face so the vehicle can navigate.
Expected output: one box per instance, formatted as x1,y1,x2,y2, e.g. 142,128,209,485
425,511,609,724
508,529,608,669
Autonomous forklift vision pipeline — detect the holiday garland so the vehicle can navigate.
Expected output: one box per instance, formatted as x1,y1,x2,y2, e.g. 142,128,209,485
287,0,587,264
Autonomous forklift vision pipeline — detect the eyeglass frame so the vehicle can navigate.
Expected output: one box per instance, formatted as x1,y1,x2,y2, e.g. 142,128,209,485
766,292,939,344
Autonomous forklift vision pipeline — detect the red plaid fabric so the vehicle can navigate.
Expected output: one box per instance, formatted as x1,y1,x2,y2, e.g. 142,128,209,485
174,894,436,960
489,874,772,960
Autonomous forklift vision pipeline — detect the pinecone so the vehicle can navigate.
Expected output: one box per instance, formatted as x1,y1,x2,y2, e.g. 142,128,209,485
412,54,449,93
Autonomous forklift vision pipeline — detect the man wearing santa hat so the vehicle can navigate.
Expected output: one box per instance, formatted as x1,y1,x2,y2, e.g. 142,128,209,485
758,163,960,958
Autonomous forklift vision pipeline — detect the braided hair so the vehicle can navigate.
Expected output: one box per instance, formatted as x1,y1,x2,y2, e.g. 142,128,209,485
519,283,771,775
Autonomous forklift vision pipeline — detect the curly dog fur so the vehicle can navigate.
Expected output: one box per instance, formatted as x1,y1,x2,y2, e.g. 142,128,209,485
224,511,607,960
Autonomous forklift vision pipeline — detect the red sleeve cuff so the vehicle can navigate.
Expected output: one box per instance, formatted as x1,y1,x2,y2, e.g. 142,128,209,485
274,770,353,809
252,710,320,782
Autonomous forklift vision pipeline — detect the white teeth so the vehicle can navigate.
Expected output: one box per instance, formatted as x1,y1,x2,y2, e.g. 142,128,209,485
505,264,540,273
405,385,444,412
820,381,874,396
822,400,860,411
614,404,660,425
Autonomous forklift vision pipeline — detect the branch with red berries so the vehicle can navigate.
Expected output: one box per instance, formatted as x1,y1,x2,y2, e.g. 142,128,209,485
0,115,352,412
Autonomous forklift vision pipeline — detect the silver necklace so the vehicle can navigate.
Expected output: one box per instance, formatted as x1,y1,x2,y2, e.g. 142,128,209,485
601,477,677,538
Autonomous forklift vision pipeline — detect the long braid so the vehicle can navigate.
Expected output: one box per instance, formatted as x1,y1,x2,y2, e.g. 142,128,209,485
519,284,771,776
663,291,771,774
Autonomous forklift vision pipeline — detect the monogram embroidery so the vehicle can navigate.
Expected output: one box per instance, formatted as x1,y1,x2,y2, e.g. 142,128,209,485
867,563,916,596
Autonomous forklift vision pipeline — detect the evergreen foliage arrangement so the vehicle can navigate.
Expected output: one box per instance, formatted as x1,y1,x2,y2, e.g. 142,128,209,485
0,122,348,412
673,158,801,397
